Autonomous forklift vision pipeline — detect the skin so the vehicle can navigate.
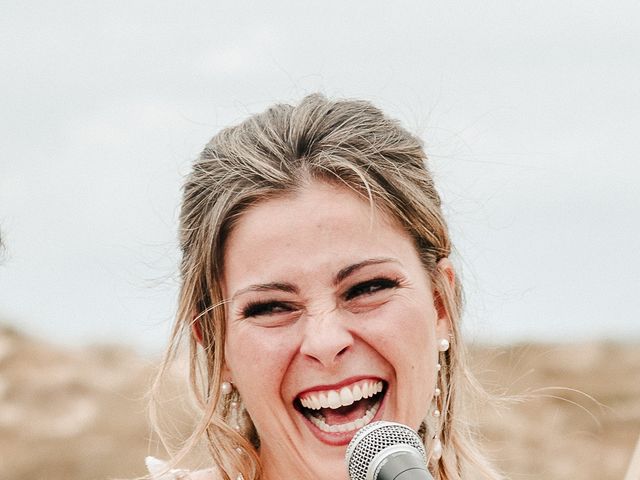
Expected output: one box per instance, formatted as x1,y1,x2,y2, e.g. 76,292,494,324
221,180,452,480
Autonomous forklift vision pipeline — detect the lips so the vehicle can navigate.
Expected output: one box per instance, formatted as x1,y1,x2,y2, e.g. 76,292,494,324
295,379,387,435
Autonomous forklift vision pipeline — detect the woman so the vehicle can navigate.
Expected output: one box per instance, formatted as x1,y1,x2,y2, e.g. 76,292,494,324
149,94,501,480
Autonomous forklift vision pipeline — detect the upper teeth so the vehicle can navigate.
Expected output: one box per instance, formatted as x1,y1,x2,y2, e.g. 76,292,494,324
299,380,384,410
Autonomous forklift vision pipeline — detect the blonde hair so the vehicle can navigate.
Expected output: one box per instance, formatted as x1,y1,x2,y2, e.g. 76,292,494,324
152,94,502,480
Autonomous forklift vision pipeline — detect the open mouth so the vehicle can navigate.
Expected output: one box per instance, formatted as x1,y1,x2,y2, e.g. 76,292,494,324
295,379,387,434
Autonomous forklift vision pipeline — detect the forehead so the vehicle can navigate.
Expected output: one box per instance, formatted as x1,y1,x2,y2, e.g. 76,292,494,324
226,181,405,248
222,181,417,288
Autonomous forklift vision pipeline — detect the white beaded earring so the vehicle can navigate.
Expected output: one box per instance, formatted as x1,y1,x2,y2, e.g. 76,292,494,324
432,362,442,419
431,337,451,463
221,380,233,396
221,381,243,433
229,399,242,432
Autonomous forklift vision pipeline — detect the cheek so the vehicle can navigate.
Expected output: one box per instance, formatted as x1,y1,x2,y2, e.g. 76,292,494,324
362,296,438,357
224,327,302,438
365,300,439,413
224,325,297,391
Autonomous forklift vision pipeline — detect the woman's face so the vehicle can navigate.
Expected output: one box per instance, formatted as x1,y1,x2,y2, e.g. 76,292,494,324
222,181,451,480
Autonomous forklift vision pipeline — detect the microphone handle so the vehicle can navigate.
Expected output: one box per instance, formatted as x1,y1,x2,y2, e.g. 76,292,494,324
393,469,432,480
376,451,434,480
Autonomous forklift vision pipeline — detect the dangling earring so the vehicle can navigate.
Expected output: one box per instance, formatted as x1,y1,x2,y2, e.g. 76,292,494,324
431,378,442,462
431,337,450,462
229,399,242,432
221,380,243,433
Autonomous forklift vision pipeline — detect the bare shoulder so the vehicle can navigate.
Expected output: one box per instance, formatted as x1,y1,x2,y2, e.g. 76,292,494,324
145,456,220,480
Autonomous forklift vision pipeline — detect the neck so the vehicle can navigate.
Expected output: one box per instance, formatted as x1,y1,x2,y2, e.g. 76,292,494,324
260,447,312,480
259,444,349,480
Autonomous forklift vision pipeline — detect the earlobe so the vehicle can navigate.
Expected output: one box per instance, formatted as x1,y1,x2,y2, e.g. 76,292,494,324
222,363,232,380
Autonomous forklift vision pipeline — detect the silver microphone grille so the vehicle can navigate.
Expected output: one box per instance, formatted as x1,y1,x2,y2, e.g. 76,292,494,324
345,421,427,480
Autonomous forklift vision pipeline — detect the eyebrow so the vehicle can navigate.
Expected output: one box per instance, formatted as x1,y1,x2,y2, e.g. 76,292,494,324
232,282,298,300
333,257,399,286
231,257,399,299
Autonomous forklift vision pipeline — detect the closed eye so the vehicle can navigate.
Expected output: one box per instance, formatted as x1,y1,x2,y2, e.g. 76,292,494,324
242,301,295,318
344,277,400,301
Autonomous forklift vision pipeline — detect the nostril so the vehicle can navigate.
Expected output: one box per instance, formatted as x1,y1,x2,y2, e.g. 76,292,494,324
300,337,353,367
337,345,350,357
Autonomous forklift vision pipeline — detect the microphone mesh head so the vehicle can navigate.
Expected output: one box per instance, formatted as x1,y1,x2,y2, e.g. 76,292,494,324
345,421,427,480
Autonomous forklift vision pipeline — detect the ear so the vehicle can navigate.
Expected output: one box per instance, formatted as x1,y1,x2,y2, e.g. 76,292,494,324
192,315,234,382
191,316,204,344
221,346,233,383
433,257,455,339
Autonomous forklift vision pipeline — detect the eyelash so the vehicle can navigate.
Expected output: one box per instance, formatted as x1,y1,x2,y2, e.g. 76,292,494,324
241,301,294,318
344,277,400,300
240,277,400,318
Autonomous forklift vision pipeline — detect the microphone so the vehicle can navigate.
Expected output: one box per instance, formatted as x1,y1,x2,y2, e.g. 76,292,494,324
345,421,434,480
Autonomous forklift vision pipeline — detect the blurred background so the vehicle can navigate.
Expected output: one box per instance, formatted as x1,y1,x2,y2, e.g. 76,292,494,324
1,1,639,479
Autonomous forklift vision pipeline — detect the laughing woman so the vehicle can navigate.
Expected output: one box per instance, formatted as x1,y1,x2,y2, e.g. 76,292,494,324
149,94,502,480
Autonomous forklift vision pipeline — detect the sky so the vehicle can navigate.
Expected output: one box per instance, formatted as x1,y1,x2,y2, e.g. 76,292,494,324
1,1,639,353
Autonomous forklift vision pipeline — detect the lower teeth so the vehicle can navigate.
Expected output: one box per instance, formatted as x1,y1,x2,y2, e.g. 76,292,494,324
307,400,381,433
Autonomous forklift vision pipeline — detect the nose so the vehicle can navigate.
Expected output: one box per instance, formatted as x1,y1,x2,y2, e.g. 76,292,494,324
299,308,354,368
